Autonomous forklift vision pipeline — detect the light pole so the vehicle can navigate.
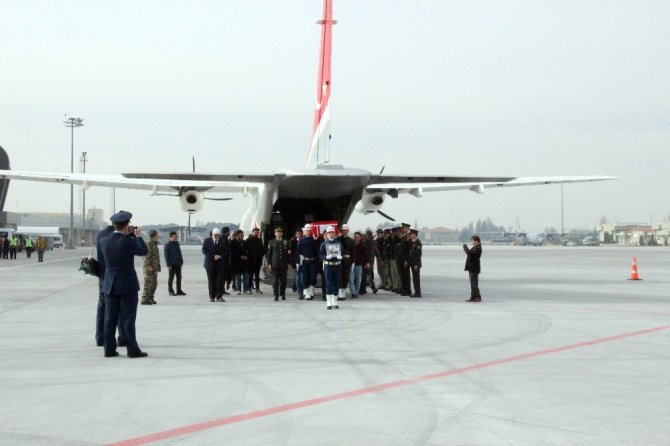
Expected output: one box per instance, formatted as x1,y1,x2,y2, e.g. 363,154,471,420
64,116,84,248
80,151,88,245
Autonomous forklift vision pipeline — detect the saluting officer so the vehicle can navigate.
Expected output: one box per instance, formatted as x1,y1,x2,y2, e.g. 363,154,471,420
408,229,422,298
100,211,149,358
267,227,289,301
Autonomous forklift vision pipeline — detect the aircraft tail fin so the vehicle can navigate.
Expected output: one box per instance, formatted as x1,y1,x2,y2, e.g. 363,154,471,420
307,0,336,167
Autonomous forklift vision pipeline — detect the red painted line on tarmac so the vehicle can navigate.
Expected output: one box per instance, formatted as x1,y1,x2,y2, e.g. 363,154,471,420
106,325,670,446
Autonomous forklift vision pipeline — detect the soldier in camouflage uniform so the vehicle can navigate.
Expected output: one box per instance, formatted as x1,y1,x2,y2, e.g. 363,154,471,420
266,227,289,301
141,229,161,305
35,236,48,262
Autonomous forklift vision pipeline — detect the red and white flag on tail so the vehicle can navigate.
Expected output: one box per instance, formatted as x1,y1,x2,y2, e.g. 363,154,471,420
307,0,334,166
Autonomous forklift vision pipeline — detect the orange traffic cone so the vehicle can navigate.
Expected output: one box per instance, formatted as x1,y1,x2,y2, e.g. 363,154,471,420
627,257,642,281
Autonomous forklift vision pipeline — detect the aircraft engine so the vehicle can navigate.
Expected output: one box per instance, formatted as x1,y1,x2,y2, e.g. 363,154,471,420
354,191,386,214
179,190,204,213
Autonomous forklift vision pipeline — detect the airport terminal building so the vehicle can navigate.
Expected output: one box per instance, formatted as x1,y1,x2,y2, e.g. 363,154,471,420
598,222,670,246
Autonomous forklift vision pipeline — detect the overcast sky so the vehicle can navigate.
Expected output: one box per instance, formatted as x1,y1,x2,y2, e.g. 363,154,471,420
1,0,668,232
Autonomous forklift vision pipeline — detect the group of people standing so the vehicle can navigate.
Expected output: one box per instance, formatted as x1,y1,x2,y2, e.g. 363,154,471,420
286,222,425,308
201,227,266,302
0,233,48,261
194,221,426,308
91,209,484,357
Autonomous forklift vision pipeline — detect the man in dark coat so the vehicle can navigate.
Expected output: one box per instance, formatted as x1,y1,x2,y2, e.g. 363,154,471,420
408,229,422,298
246,228,265,294
202,228,228,302
230,230,250,294
266,227,289,301
399,223,412,296
463,235,482,302
290,228,304,298
337,224,355,300
100,211,149,358
164,231,186,296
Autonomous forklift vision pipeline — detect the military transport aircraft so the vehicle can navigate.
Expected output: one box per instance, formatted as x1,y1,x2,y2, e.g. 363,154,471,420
0,0,615,238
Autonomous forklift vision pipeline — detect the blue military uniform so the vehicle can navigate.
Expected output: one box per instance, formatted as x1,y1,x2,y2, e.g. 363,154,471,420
320,229,343,309
297,232,318,299
95,225,115,347
100,211,148,358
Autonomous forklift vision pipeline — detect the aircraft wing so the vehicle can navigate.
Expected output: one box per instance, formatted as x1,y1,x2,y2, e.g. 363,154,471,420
0,170,262,193
366,175,617,195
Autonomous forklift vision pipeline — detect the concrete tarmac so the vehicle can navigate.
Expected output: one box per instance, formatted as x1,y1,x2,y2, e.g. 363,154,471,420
1,245,668,446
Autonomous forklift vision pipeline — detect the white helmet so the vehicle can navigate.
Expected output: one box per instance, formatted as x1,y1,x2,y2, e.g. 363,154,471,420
325,226,335,233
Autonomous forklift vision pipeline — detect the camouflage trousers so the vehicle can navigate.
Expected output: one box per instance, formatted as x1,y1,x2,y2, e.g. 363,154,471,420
142,272,158,302
382,260,393,289
389,259,401,291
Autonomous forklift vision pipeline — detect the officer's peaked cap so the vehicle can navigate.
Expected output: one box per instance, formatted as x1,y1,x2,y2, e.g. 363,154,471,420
110,210,132,223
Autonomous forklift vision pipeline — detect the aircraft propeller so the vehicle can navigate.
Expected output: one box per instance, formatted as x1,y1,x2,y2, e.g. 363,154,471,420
377,209,395,221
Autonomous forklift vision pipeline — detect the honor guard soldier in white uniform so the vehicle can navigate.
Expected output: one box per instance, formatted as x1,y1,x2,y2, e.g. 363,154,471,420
320,226,343,310
297,223,319,300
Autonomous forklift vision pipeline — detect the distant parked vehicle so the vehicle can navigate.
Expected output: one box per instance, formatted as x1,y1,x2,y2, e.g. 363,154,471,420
582,236,599,246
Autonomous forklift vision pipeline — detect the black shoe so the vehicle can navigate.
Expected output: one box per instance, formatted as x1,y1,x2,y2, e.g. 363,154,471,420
322,297,327,301
150,299,157,304
176,291,186,296
169,291,176,296
411,294,422,298
96,341,103,347
281,296,286,301
210,298,215,302
305,296,313,301
334,305,339,309
338,297,346,301
298,294,305,300
141,300,153,305
216,297,225,302
128,351,148,358
274,297,279,301
105,352,119,358
466,297,482,302
372,288,378,294
327,306,333,310
351,294,358,299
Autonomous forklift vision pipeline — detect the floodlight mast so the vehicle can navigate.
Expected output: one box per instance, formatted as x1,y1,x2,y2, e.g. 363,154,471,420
63,116,84,249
